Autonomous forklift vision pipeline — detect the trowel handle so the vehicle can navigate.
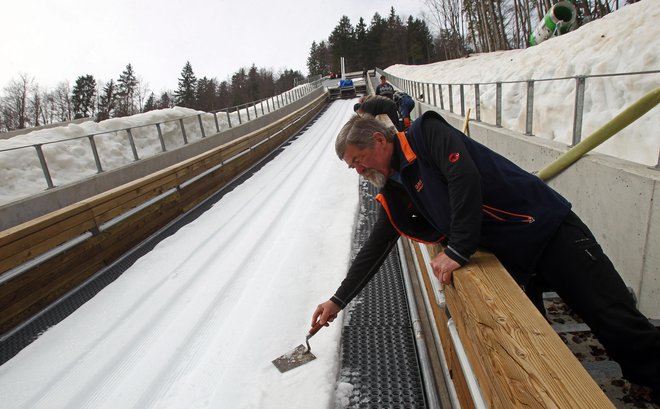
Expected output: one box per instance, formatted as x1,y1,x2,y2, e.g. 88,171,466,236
307,321,325,338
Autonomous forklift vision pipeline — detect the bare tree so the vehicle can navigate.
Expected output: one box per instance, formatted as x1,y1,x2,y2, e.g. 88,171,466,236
0,74,32,130
423,0,467,59
30,84,43,127
53,81,72,122
136,76,150,113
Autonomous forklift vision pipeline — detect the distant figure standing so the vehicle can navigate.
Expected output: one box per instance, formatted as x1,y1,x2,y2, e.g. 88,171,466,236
375,75,395,99
393,91,415,130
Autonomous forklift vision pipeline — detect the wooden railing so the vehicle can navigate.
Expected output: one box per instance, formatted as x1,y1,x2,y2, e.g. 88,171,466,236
0,93,327,336
405,240,615,408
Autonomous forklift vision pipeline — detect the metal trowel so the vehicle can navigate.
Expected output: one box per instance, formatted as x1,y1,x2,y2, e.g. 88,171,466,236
272,322,324,373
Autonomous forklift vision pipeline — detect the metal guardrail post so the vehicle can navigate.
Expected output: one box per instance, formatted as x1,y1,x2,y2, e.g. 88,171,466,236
197,114,206,138
226,110,232,128
213,112,220,133
237,107,243,125
525,80,535,135
253,103,258,118
87,135,103,173
572,76,586,146
439,84,444,110
156,123,166,152
34,144,55,189
460,84,465,117
474,84,481,122
266,99,271,113
432,84,438,107
448,84,454,113
126,129,140,160
260,101,265,116
496,82,502,127
178,118,189,144
246,104,251,121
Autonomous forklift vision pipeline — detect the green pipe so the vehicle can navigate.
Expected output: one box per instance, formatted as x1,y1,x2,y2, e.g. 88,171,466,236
537,87,660,182
529,1,577,46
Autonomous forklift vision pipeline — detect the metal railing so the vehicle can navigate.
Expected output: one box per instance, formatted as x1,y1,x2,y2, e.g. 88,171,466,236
0,80,324,192
377,68,660,168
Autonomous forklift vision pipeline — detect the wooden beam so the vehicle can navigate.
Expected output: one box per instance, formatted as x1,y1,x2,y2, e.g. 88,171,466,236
445,250,615,408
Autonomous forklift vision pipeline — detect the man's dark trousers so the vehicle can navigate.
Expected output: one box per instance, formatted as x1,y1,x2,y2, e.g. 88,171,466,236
525,211,660,390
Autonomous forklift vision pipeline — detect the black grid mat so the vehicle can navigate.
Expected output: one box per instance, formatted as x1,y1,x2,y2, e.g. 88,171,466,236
337,179,427,408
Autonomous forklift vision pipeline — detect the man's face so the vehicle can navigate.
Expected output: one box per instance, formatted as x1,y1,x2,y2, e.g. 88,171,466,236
342,132,391,187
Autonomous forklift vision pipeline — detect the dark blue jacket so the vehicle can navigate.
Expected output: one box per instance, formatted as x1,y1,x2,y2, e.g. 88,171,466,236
379,111,571,277
331,111,571,308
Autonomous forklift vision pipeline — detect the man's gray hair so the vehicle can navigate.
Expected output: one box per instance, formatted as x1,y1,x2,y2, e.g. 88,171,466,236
335,116,396,160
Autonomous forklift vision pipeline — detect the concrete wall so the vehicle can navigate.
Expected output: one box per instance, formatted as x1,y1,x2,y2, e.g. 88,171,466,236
0,88,327,231
415,101,660,318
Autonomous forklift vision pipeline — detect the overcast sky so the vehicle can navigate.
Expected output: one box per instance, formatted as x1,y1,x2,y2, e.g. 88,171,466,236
1,0,426,94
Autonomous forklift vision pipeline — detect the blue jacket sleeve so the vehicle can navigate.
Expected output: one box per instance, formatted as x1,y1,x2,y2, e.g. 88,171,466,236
421,117,482,265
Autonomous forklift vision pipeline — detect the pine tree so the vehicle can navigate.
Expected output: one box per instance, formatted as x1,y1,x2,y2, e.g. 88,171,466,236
174,61,197,108
96,80,116,121
328,16,356,72
116,63,138,117
143,92,157,112
72,75,97,119
217,81,231,109
274,69,304,94
157,91,174,109
366,12,387,68
231,67,248,106
354,17,368,70
247,64,260,101
406,17,434,64
196,76,218,112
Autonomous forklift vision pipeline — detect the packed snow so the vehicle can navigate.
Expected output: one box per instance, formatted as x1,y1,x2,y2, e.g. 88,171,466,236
387,0,659,166
0,99,360,409
0,2,659,409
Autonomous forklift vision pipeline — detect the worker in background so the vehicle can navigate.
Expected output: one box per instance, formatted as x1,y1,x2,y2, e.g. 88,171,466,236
313,112,660,405
375,75,394,99
393,91,415,130
354,95,402,132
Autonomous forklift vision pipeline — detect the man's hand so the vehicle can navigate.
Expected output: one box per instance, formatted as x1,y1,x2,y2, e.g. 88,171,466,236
312,300,341,327
430,252,461,285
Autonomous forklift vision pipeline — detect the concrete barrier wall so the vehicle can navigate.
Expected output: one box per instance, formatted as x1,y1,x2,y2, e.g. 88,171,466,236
415,101,660,318
0,88,327,230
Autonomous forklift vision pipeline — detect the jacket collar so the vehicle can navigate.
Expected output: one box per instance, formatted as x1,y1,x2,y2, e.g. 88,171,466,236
390,131,416,175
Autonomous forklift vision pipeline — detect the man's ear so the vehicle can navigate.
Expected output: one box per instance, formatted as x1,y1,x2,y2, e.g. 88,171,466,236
373,132,386,144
